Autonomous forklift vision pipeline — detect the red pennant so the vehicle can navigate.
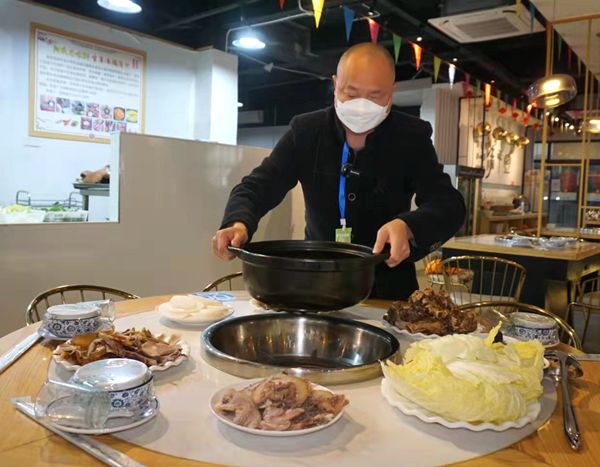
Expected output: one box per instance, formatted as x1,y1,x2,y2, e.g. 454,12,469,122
484,83,491,107
412,43,422,69
462,73,472,97
279,0,285,9
368,19,380,43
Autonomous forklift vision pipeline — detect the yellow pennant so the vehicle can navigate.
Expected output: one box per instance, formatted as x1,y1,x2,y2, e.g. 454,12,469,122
312,0,324,28
433,56,441,82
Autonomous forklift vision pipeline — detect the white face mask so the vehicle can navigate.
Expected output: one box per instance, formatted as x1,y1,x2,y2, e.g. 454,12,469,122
334,97,390,134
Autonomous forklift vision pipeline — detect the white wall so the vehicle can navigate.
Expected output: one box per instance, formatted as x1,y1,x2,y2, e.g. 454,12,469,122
0,134,293,336
0,1,237,218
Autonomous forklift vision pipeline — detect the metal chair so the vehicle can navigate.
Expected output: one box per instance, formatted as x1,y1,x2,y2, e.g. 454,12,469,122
26,284,139,325
458,301,582,350
565,275,600,349
202,272,243,292
440,255,526,306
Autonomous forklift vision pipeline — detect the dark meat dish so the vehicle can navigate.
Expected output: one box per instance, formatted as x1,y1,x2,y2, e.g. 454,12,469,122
215,374,349,431
384,289,477,336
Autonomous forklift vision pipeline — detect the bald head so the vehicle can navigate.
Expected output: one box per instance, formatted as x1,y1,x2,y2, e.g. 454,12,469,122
333,42,396,110
336,43,396,80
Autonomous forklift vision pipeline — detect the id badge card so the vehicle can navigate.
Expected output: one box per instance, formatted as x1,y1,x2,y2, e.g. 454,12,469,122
335,226,352,243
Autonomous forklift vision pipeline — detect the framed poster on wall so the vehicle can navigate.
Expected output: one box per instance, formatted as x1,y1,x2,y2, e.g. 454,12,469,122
29,22,146,143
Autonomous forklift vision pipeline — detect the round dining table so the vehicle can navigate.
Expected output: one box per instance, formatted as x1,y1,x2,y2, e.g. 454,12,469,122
0,294,598,466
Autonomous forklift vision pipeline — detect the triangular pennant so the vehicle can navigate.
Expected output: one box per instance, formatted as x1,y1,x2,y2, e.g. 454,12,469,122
448,63,456,87
495,89,502,111
462,73,472,97
393,34,401,63
279,0,285,10
312,0,324,28
529,3,535,33
567,46,572,69
556,34,563,61
412,43,422,70
474,78,481,96
433,56,441,82
516,0,521,12
484,83,491,107
577,55,582,76
368,19,380,43
343,7,354,42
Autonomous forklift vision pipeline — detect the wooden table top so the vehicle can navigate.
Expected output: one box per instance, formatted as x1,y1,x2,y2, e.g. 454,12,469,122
542,228,600,242
444,234,600,261
0,294,598,466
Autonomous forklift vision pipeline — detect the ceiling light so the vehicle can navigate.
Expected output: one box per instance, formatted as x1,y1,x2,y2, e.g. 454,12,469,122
583,112,600,133
452,57,458,62
553,117,560,122
589,118,600,125
232,33,265,50
237,102,244,108
416,36,423,42
97,0,141,14
569,124,575,130
527,74,577,108
490,80,495,84
545,111,551,116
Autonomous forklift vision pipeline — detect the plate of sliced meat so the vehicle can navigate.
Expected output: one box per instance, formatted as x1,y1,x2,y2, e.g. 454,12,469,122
383,289,482,338
210,373,348,436
52,328,190,372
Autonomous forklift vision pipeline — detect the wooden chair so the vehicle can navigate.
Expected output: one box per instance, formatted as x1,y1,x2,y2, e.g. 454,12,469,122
202,272,243,292
440,255,526,306
458,301,582,350
565,275,600,349
26,284,139,325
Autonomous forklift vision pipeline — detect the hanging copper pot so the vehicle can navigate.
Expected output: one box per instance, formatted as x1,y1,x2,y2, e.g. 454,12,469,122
492,127,507,140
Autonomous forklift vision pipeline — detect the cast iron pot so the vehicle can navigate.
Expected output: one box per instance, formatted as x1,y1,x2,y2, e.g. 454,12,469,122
228,240,388,312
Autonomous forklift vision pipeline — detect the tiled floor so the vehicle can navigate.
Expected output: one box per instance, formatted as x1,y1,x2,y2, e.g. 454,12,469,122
416,269,599,353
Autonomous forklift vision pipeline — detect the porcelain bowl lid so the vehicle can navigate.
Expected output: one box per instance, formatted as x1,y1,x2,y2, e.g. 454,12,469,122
72,358,151,391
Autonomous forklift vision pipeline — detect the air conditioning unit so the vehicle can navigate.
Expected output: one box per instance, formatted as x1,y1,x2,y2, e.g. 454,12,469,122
428,6,544,43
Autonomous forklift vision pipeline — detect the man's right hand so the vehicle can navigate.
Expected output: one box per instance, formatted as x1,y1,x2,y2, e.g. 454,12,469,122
212,222,249,260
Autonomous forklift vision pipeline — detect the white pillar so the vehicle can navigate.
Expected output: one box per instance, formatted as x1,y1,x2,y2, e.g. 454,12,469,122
193,48,238,145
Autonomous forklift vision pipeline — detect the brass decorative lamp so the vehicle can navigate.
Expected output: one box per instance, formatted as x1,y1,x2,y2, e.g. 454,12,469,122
527,74,577,108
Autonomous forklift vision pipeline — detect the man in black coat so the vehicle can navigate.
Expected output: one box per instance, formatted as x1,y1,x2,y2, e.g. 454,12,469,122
213,42,465,299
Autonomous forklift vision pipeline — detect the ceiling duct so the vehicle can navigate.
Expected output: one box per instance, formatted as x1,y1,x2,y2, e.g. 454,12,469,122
429,0,544,43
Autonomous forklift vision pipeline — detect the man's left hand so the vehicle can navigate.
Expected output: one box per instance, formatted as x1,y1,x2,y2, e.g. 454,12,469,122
372,219,413,267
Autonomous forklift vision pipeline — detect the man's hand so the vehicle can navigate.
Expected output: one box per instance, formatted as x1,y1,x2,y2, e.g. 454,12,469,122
372,219,413,267
212,222,249,260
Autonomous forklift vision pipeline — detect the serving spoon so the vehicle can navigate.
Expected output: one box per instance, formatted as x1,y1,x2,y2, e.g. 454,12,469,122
545,350,583,450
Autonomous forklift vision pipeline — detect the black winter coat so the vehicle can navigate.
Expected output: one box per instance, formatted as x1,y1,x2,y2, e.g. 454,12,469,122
221,106,466,299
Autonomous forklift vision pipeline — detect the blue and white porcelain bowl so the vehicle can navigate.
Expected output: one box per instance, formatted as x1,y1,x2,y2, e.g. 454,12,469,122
508,312,560,347
43,304,102,338
71,358,154,416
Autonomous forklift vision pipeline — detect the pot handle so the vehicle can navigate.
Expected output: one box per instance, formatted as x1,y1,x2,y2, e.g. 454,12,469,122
371,247,390,264
227,246,244,258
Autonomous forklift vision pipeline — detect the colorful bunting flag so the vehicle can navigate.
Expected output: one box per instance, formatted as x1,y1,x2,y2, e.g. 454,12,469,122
495,90,502,111
343,7,354,42
368,19,379,43
577,55,582,76
474,78,481,96
567,46,572,69
393,34,401,63
462,73,472,97
312,0,324,28
512,97,518,119
516,0,521,12
448,63,456,87
556,34,563,61
484,83,491,107
412,43,422,70
279,0,285,9
433,56,441,82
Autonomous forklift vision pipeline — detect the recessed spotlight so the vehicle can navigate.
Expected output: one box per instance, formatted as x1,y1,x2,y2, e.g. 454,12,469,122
452,57,458,62
237,102,244,108
416,36,423,42
569,124,575,130
97,0,141,14
367,10,375,16
491,80,495,84
545,111,551,116
232,35,265,50
553,117,560,122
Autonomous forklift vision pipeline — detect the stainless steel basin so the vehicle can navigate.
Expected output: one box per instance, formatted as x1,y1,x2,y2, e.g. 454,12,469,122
201,314,400,385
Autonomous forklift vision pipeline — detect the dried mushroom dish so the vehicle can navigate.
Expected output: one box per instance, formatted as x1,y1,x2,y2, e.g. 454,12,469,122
214,374,348,431
54,328,187,368
384,289,477,336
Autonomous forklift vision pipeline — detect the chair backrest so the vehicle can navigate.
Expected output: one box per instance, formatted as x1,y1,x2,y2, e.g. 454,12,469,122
26,284,139,325
440,255,526,306
457,300,582,350
202,272,243,292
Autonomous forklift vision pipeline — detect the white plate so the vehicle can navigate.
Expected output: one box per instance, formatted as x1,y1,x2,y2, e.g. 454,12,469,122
381,379,541,432
52,340,190,372
49,397,159,434
161,306,233,326
209,379,346,437
383,320,485,340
